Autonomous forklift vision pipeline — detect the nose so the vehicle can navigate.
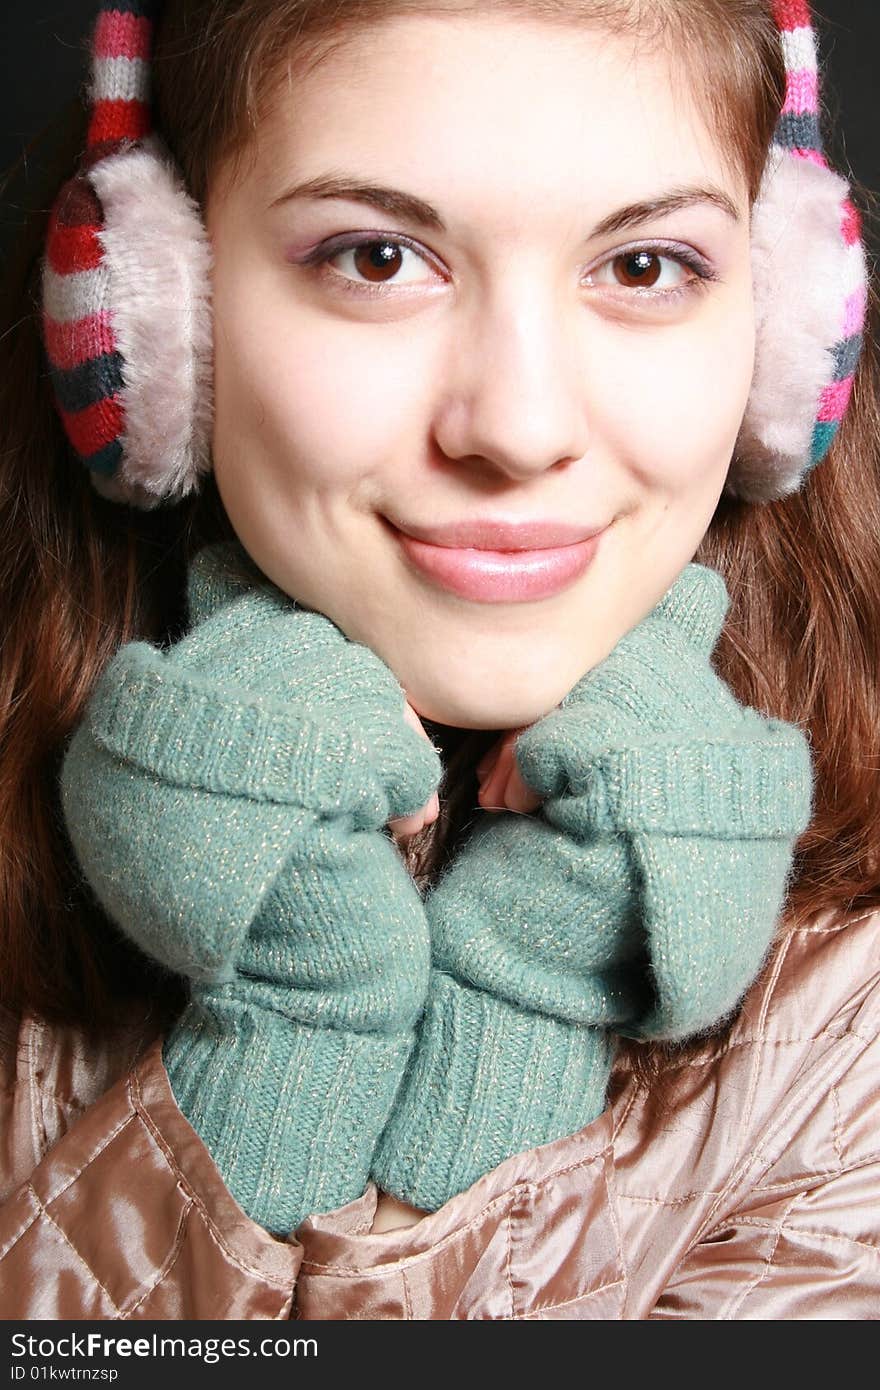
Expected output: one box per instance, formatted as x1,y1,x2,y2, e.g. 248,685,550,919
431,285,590,482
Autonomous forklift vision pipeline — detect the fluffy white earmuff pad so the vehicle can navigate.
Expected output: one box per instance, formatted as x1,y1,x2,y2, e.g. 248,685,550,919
730,146,858,501
88,135,214,508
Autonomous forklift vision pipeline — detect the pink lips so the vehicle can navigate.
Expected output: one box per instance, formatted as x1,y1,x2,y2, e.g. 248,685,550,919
385,516,606,603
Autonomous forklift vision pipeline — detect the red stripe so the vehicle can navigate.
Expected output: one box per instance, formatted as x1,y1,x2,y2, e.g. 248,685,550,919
59,396,125,456
773,1,813,31
47,221,104,275
93,11,153,61
43,311,116,371
87,99,151,147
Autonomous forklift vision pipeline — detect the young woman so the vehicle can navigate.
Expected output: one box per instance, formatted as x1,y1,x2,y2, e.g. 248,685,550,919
0,0,877,1318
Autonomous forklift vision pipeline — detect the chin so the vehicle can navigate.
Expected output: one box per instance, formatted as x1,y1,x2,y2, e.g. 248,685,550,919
406,680,563,733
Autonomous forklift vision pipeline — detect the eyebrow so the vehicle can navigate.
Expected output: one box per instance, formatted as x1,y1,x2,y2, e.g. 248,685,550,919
269,175,742,236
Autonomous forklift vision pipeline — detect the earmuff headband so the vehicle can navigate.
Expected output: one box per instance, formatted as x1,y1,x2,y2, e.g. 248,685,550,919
40,0,868,508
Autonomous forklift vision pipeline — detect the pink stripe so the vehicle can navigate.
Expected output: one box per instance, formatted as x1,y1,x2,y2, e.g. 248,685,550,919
817,375,854,423
781,68,818,115
93,11,152,61
842,287,867,339
43,311,116,370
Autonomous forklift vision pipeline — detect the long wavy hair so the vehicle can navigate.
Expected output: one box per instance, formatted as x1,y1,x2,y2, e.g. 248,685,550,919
2,0,879,1061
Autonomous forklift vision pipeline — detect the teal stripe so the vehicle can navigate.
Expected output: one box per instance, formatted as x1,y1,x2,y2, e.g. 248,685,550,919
809,420,838,469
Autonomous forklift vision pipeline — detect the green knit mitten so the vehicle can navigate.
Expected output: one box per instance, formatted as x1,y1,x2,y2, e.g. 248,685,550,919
372,564,813,1211
60,541,441,1235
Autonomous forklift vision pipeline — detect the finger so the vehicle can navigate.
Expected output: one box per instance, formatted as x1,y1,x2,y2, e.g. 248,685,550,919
505,759,543,813
478,733,523,810
506,725,547,800
389,701,441,840
388,808,423,842
389,790,440,843
476,743,500,780
479,739,543,813
477,752,510,811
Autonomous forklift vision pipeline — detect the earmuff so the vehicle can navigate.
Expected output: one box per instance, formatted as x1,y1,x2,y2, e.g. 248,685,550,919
41,0,211,510
731,0,868,501
40,0,868,510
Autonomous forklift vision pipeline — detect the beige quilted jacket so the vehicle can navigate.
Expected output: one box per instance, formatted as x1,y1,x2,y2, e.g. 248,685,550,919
0,906,877,1319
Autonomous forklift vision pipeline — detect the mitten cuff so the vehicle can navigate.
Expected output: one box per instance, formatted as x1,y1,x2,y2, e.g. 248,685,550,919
85,642,440,826
371,972,614,1212
530,724,813,840
163,987,414,1237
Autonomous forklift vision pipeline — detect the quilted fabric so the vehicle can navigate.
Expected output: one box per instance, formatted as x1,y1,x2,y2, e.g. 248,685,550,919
1,906,877,1319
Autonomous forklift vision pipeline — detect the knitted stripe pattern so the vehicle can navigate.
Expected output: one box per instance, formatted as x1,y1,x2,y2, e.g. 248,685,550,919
772,0,867,470
41,1,157,478
39,1,868,491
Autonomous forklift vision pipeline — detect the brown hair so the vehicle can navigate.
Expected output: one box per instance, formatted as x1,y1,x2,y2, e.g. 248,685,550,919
1,0,878,1056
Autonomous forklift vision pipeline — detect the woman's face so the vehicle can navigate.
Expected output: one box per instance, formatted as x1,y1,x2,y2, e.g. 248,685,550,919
207,13,755,729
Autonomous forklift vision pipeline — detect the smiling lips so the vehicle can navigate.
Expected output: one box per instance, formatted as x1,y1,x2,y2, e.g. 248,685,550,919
384,515,606,602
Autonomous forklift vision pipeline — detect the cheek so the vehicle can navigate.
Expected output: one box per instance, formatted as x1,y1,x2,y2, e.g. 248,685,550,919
211,254,430,489
596,299,756,493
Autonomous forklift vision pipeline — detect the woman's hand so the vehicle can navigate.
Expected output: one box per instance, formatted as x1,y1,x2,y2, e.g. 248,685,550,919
475,728,544,815
387,701,441,842
387,710,545,845
62,543,445,1236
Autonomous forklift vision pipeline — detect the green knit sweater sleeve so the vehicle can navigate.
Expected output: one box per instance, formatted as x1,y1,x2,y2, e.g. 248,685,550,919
371,564,813,1211
60,541,442,1234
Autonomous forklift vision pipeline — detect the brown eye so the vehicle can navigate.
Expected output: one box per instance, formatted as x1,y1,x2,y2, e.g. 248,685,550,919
311,236,437,290
351,241,405,283
612,250,663,288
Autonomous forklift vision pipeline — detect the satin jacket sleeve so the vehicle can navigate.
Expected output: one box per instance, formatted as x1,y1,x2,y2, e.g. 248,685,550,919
0,1010,302,1319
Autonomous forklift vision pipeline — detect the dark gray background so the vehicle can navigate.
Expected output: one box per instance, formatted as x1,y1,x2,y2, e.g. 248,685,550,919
2,2,878,244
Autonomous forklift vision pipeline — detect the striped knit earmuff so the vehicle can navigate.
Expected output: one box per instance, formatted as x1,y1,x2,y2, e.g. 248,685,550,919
41,0,868,509
41,0,212,510
729,0,869,500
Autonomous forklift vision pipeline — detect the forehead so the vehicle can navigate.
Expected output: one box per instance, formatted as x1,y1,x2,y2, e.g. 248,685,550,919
242,13,745,224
